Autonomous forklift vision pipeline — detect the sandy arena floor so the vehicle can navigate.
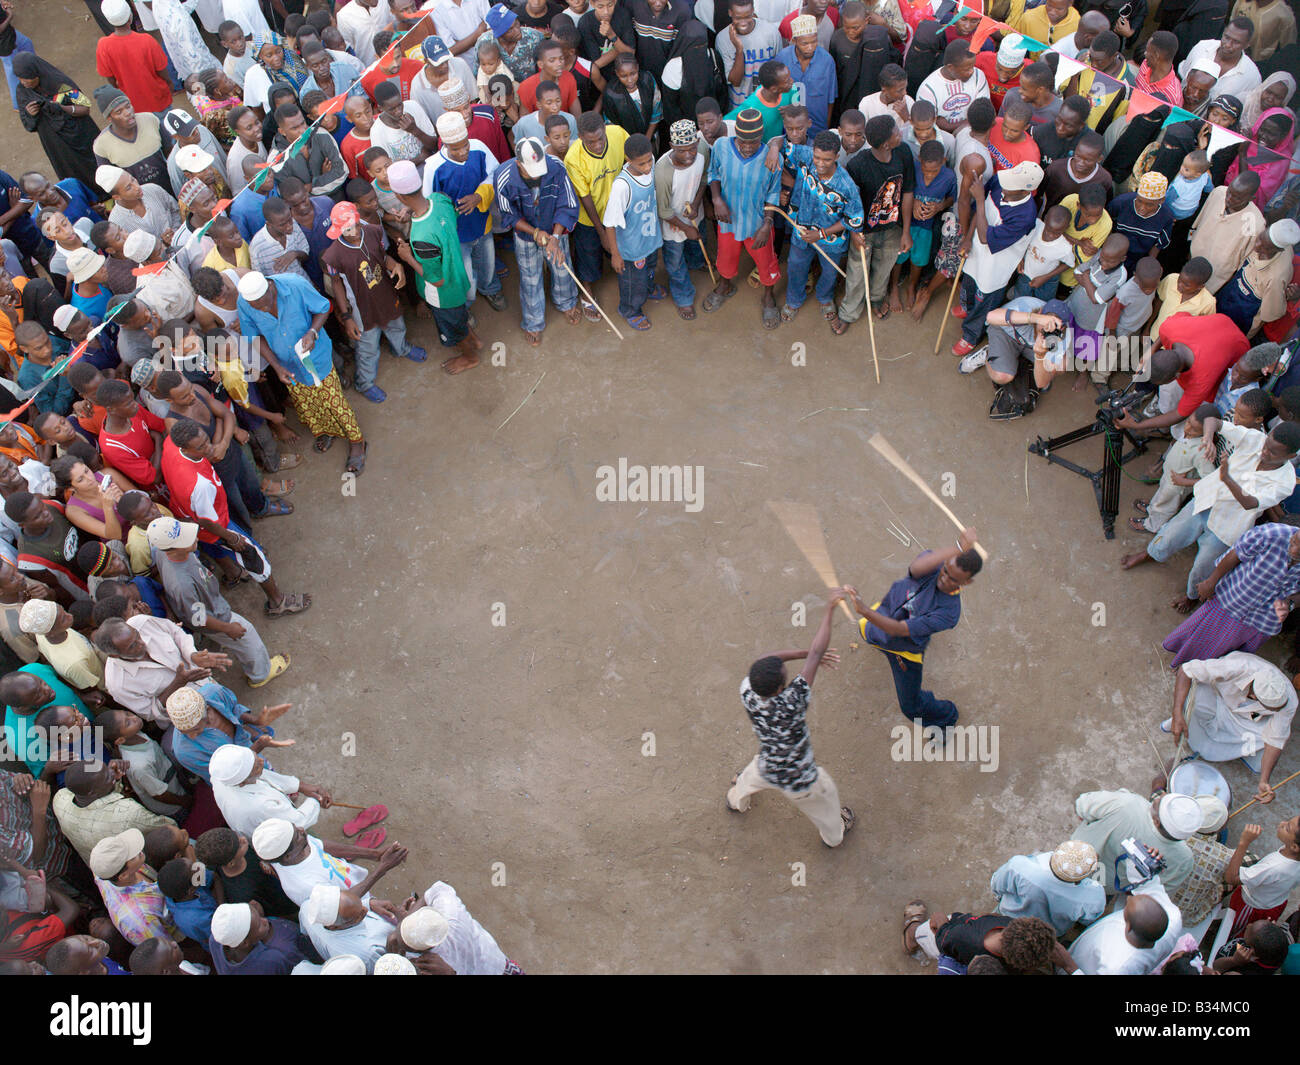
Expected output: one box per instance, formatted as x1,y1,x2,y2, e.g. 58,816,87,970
8,5,1298,973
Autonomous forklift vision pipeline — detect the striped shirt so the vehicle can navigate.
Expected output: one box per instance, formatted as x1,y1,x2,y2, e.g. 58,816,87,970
707,137,782,242
249,223,312,281
1215,522,1300,635
781,143,863,251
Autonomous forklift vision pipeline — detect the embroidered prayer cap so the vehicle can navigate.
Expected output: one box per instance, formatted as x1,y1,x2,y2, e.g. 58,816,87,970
1049,840,1098,883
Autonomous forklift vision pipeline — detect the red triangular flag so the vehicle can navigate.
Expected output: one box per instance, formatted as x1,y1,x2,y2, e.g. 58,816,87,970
318,93,348,117
132,262,168,276
213,198,232,214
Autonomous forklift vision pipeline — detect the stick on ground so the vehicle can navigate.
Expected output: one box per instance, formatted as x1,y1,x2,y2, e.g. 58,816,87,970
934,255,967,355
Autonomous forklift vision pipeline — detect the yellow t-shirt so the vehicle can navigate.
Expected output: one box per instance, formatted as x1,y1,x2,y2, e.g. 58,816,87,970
565,125,630,226
1149,274,1217,338
1059,194,1113,287
127,503,173,576
202,243,251,272
1008,0,1080,44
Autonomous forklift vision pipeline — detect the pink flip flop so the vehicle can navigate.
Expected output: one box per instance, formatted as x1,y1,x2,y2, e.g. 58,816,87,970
355,827,387,849
342,803,389,836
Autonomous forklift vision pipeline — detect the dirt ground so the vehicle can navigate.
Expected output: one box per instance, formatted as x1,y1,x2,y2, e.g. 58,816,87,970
10,4,1300,974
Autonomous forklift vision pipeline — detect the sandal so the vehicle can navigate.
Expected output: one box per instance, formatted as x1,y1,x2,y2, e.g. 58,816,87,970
828,314,849,336
1127,517,1149,533
746,268,760,289
702,288,733,313
676,304,696,320
314,434,334,453
523,329,543,346
355,827,387,849
780,303,800,323
248,652,290,688
1134,498,1150,514
821,304,837,321
275,453,303,470
625,313,652,330
563,305,583,325
761,303,780,330
220,571,249,589
265,593,311,618
346,441,368,474
254,498,293,517
902,900,929,955
343,803,389,836
581,302,601,322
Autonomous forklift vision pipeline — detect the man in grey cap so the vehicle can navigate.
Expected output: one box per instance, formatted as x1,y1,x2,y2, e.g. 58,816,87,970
163,109,229,196
91,88,175,195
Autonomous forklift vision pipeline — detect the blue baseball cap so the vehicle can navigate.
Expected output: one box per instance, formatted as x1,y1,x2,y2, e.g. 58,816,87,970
486,3,517,35
422,35,452,65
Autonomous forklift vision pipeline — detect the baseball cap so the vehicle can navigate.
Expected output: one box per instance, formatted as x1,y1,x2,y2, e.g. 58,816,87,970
89,828,144,880
422,35,452,66
485,3,517,36
326,201,362,240
162,109,199,137
516,136,548,179
146,516,200,551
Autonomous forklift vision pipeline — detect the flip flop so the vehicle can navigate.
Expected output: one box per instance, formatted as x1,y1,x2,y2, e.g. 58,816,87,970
343,803,389,836
265,593,311,618
625,313,652,330
314,434,334,453
254,498,294,517
248,652,290,688
702,288,733,312
355,827,387,849
346,441,368,474
761,303,780,330
902,900,929,955
276,453,303,470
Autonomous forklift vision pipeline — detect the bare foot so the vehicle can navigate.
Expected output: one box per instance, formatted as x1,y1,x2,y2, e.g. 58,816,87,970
889,285,904,314
563,305,582,325
1072,374,1088,392
523,329,542,346
1120,552,1149,569
441,354,480,375
910,285,934,320
1171,595,1197,614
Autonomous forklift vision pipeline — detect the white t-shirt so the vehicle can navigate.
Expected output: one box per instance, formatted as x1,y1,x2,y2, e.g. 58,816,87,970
661,156,706,242
1070,878,1183,975
860,92,914,136
1239,850,1300,910
434,0,492,49
422,880,509,975
1021,220,1074,282
917,67,990,127
368,99,439,164
273,835,371,906
337,0,396,66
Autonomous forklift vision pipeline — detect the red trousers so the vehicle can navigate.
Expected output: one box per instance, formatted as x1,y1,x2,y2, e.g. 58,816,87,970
717,230,780,286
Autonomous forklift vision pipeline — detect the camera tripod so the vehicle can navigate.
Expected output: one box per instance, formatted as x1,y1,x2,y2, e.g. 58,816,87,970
1028,411,1149,539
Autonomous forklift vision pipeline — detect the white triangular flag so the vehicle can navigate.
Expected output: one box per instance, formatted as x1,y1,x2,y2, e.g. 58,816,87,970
1206,122,1247,159
1054,54,1086,91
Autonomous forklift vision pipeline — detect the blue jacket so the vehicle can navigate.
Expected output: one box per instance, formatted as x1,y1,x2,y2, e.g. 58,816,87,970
494,155,580,236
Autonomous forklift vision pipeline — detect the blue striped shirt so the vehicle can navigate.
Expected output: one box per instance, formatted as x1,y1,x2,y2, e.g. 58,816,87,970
707,137,782,242
1215,522,1300,635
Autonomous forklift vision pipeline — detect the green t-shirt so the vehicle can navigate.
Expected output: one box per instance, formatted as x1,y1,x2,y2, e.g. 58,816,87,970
3,662,89,778
408,193,471,310
727,90,797,143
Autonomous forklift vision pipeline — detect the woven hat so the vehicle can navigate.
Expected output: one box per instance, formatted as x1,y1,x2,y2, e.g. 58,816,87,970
669,119,699,147
789,13,817,37
1137,171,1168,200
437,77,471,110
18,598,58,635
67,247,106,284
374,953,418,974
1253,670,1290,709
165,685,206,730
1049,840,1098,883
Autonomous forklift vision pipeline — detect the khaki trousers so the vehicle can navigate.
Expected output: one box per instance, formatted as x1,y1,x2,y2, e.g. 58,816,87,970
726,756,845,846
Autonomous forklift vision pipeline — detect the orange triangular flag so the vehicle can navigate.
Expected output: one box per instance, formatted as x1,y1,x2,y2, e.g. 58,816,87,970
132,262,168,276
213,198,232,214
969,15,1001,51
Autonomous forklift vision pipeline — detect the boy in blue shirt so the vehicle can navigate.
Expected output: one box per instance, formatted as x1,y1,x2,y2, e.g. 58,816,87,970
896,139,955,312
157,857,219,943
844,529,982,731
602,133,664,330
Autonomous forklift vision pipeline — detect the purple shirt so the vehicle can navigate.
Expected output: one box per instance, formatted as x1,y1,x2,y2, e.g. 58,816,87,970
210,916,317,975
1214,523,1300,634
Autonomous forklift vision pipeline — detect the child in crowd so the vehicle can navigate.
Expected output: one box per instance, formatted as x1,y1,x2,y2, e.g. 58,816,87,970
477,40,517,105
1168,150,1213,221
601,134,664,330
1013,203,1073,300
1133,402,1219,532
895,140,955,310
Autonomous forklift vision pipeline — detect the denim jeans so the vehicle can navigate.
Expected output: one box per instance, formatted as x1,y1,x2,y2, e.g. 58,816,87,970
0,33,33,111
659,239,698,308
354,314,411,390
1146,500,1231,600
462,231,502,302
786,237,843,310
514,231,578,331
959,275,1007,345
572,222,605,285
1011,274,1060,301
884,652,958,730
617,249,658,319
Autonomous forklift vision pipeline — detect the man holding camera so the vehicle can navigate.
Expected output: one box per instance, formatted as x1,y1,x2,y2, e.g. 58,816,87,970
958,297,1074,421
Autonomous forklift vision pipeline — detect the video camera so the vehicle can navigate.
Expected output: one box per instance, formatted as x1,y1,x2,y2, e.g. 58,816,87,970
1095,383,1148,426
1115,837,1167,891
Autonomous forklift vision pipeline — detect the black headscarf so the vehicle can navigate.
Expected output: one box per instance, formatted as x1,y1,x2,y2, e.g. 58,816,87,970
13,54,86,135
663,20,723,125
838,26,896,116
905,21,946,99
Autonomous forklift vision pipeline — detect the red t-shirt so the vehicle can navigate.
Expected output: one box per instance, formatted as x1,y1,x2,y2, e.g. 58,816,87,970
1161,312,1251,417
99,406,166,488
975,52,1022,114
160,437,229,542
1263,254,1300,343
778,7,839,40
0,911,66,962
341,131,373,180
466,108,510,165
95,32,173,114
987,117,1041,172
518,71,577,115
361,59,425,104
